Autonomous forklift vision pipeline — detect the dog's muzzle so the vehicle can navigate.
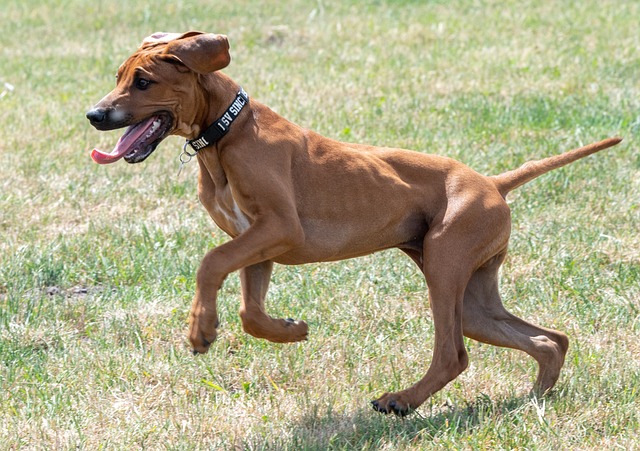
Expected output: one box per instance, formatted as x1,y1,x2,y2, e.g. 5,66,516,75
86,108,130,131
86,109,173,164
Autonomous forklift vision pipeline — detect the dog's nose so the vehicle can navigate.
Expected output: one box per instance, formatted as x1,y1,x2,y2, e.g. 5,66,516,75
86,108,106,124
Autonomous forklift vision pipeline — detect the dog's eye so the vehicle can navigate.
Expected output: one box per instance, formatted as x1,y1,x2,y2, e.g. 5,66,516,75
135,78,152,90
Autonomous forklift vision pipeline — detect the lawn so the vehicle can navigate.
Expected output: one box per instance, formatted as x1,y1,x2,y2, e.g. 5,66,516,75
1,0,639,449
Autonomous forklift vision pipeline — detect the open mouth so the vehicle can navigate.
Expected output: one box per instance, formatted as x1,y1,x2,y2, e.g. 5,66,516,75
91,113,173,164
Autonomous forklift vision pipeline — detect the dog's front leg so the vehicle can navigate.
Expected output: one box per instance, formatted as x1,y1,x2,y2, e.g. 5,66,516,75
188,255,224,354
239,261,308,343
188,217,304,353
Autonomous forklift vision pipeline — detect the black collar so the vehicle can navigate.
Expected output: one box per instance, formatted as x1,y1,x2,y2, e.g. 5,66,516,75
186,88,249,152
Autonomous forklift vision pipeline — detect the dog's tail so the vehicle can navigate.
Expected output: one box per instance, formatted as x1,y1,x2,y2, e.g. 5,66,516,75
491,137,622,197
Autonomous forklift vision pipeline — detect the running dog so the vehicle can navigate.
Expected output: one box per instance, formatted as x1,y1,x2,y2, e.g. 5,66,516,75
86,31,622,416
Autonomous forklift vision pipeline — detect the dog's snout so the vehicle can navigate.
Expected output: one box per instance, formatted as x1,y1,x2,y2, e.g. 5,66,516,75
86,108,106,124
86,107,127,131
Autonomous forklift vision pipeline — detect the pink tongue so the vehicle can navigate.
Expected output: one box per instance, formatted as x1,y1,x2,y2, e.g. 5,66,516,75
90,117,157,164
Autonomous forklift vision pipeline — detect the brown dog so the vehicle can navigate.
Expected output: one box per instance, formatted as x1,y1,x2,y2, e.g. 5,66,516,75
86,31,621,416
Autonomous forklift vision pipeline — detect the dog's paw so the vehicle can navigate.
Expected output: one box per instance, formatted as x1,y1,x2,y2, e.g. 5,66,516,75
189,329,217,354
285,318,309,341
371,392,413,417
188,314,219,354
261,318,308,343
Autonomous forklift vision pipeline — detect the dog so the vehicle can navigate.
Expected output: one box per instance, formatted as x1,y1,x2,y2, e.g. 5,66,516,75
86,31,622,416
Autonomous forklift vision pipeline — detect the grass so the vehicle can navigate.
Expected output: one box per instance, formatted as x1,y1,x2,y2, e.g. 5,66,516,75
1,0,639,448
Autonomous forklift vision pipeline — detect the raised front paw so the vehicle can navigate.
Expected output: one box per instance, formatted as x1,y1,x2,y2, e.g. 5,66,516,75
280,317,309,342
240,312,309,343
188,309,219,354
371,392,414,417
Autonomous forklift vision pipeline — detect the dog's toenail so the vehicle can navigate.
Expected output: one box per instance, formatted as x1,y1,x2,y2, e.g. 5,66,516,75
285,318,295,323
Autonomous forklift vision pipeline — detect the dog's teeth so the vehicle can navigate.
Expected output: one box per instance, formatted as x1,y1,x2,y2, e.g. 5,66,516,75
144,119,161,139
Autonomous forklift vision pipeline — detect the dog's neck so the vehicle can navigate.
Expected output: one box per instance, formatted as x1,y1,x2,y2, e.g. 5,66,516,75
191,72,247,143
187,85,249,152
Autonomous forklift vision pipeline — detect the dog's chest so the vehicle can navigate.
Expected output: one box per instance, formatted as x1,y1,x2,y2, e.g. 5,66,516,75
197,154,252,237
203,185,251,237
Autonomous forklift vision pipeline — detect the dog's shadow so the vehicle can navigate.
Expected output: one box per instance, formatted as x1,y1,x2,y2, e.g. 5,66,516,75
257,394,535,449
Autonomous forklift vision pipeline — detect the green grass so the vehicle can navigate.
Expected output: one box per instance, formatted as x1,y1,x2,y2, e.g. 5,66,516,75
1,0,639,448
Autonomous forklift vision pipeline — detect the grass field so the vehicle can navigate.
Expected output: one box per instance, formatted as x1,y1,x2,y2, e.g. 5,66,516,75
1,0,639,448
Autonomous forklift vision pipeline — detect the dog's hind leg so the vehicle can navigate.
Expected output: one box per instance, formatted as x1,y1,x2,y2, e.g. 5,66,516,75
373,195,515,416
461,252,569,395
373,229,479,416
239,261,308,343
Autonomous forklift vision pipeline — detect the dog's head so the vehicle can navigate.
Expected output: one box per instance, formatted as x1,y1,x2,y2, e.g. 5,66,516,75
86,31,230,164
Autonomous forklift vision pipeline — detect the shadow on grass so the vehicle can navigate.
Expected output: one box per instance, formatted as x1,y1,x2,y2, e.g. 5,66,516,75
252,393,535,450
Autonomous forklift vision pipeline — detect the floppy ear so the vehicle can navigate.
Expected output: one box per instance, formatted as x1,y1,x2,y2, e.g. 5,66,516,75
161,32,231,74
142,32,186,45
